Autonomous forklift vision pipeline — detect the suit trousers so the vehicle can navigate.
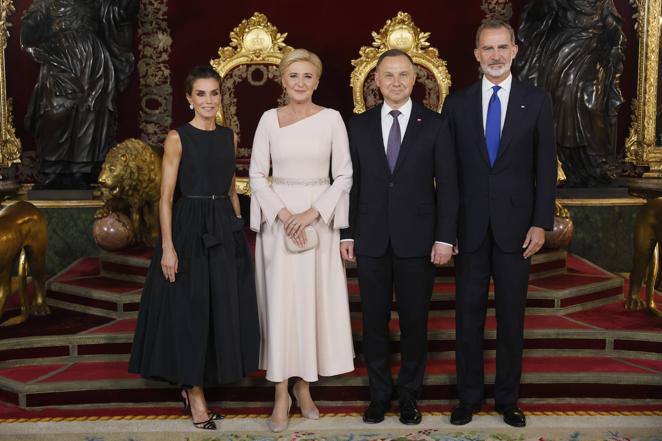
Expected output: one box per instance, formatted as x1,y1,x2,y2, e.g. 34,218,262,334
357,247,434,403
454,224,530,406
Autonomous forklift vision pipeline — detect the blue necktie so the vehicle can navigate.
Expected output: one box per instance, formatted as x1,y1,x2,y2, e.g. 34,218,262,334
486,85,501,167
386,110,401,172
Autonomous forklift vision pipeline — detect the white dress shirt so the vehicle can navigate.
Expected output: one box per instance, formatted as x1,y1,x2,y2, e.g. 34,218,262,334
381,98,412,151
341,98,450,249
481,74,512,134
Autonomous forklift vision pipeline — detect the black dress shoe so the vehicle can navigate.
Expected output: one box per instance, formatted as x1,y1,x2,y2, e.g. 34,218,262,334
363,400,390,424
496,405,526,427
450,402,481,425
399,399,422,425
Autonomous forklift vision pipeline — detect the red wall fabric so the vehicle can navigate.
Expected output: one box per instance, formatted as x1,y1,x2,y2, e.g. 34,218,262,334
5,0,637,167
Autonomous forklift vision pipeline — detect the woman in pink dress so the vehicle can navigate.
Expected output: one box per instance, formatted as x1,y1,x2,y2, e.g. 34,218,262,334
249,49,354,432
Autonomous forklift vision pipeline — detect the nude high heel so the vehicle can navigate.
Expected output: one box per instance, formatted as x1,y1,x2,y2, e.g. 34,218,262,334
267,393,292,433
292,382,320,420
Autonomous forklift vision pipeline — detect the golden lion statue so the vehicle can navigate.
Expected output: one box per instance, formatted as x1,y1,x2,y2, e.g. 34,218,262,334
96,138,161,245
0,201,49,326
625,197,662,317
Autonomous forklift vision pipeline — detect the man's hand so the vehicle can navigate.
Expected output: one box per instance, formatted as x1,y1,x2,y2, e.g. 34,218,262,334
340,241,355,262
431,242,453,265
522,226,545,258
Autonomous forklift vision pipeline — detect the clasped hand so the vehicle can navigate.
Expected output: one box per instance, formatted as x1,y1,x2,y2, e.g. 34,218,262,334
279,208,319,247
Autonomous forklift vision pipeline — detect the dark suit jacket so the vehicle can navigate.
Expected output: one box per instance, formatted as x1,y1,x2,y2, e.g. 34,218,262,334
440,78,557,254
341,101,456,257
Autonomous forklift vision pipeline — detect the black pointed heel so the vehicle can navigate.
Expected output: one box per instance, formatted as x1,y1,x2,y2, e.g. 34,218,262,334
192,415,217,430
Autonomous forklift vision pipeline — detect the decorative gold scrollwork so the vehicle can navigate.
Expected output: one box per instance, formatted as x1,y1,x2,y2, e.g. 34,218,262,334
211,11,292,127
0,0,20,169
350,11,451,114
137,0,173,150
626,0,662,177
481,0,513,21
210,12,293,194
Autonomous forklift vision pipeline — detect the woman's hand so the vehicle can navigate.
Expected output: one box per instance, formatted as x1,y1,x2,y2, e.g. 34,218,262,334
161,246,178,283
292,229,308,247
284,208,319,238
277,208,293,225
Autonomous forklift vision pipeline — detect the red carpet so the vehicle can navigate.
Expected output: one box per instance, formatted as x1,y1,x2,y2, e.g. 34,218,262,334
1,247,660,415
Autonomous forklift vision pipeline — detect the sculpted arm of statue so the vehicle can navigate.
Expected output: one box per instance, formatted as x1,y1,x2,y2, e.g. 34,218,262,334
159,130,182,283
19,1,49,59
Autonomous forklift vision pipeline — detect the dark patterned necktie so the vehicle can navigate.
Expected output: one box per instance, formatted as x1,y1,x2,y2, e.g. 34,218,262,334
386,110,401,172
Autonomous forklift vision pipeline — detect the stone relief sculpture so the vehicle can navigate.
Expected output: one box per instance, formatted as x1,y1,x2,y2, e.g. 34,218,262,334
516,0,626,187
20,0,139,189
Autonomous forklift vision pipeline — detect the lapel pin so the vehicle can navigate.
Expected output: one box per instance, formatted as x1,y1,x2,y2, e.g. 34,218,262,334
520,105,526,109
417,118,422,122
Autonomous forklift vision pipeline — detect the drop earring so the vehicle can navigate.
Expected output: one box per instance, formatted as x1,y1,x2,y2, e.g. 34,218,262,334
189,103,193,110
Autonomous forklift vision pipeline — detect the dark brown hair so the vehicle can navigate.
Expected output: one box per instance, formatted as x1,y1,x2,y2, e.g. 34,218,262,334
185,65,221,95
375,49,414,70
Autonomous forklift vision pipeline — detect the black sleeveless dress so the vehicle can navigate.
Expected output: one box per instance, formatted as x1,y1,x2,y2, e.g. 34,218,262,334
129,123,259,386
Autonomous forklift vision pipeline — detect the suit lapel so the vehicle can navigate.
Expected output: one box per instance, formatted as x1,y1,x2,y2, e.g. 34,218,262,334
369,104,392,176
469,82,490,167
392,101,424,177
496,79,524,162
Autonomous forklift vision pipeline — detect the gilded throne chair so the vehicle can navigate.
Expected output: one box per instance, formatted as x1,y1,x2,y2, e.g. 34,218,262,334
350,11,451,114
210,12,293,194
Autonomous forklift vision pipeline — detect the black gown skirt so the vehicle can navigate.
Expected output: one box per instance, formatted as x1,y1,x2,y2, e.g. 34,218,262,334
129,123,259,386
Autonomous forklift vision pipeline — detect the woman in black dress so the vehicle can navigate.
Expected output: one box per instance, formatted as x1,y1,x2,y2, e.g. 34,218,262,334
129,66,259,430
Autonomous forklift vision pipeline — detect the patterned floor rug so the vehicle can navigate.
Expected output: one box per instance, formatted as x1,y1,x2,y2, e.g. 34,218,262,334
1,414,661,441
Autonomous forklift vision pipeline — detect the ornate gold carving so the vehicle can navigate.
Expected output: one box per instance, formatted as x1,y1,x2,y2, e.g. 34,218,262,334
211,12,292,126
481,0,513,21
0,201,49,326
0,0,20,169
137,0,173,149
211,12,293,194
350,11,451,114
96,139,162,245
625,197,662,317
219,63,286,155
626,0,662,176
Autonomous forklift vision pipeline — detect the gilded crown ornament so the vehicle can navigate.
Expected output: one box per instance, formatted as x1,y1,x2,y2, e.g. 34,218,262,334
210,12,292,195
211,12,292,78
350,11,451,114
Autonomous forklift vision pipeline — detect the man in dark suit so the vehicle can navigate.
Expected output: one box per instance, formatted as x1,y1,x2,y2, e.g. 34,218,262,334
340,49,457,425
440,19,557,427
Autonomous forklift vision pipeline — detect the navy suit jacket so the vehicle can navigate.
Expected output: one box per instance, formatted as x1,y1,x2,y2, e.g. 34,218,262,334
440,78,557,254
341,101,456,257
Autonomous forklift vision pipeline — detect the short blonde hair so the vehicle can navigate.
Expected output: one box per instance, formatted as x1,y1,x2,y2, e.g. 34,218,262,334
279,48,323,78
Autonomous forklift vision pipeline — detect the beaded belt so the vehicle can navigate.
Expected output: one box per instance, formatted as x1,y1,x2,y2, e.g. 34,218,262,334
183,194,228,200
272,177,330,186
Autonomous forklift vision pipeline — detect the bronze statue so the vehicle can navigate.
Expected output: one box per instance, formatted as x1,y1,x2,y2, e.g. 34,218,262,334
0,201,49,326
625,198,662,317
21,0,139,189
96,138,161,245
516,0,626,187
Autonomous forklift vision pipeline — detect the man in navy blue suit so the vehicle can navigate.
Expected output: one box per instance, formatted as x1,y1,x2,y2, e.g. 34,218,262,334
440,18,557,428
340,49,456,425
